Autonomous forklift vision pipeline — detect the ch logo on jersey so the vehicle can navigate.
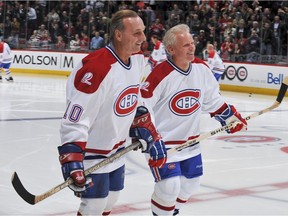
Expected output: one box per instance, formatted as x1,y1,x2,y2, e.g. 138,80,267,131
81,72,93,85
114,85,139,117
169,89,201,116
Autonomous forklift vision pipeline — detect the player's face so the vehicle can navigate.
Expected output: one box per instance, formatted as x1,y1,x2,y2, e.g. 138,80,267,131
121,17,146,54
170,32,195,63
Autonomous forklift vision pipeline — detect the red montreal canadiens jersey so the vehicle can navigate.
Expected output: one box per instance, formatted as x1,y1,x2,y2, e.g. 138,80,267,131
60,45,146,173
141,58,225,163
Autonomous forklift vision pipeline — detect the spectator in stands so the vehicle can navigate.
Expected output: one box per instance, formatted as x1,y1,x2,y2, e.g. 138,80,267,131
11,18,20,40
80,32,90,50
7,34,18,49
193,35,204,58
37,24,49,39
248,21,260,36
218,12,231,42
55,35,66,50
48,8,60,23
69,34,80,50
149,18,165,39
247,30,261,54
220,36,234,61
271,15,286,55
50,22,63,44
103,33,109,45
4,15,12,39
40,32,52,49
169,3,184,21
90,31,105,50
223,22,236,40
27,4,37,38
190,13,201,35
28,30,41,48
63,22,75,43
165,13,180,30
198,29,208,49
261,22,273,56
235,34,248,55
235,19,249,39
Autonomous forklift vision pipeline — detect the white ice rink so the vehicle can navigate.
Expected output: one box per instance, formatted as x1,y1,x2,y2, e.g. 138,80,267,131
1,73,288,215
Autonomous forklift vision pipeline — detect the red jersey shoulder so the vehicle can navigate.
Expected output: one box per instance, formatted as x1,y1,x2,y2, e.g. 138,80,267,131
192,57,209,69
74,48,117,94
141,61,173,98
208,50,215,58
0,42,4,53
154,41,161,50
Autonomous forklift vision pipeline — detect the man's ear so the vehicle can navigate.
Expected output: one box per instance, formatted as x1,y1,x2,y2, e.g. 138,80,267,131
115,29,122,41
166,46,173,55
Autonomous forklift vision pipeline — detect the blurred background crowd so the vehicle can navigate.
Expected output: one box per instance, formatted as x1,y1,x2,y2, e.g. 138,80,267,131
2,0,288,64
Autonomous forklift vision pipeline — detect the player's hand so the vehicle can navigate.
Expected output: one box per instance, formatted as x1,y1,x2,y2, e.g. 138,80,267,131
130,106,161,153
58,143,93,197
212,104,247,133
148,140,167,168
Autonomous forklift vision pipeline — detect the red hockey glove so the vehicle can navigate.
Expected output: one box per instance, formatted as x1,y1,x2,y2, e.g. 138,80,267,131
58,143,92,197
211,104,247,134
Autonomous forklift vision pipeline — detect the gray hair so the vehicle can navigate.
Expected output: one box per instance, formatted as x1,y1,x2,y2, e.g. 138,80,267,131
109,10,139,41
163,24,190,49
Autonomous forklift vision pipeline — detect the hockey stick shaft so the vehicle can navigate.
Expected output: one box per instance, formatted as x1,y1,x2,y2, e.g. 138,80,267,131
168,76,288,154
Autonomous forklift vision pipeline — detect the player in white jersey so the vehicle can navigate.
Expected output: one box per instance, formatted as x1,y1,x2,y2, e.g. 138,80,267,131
141,24,247,215
58,10,167,216
206,43,226,81
148,34,167,70
0,40,14,82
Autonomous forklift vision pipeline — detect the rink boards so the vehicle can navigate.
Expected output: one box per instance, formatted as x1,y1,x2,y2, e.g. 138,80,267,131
10,50,288,96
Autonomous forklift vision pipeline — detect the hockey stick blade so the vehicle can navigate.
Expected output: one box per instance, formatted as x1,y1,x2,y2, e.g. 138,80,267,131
11,141,141,205
169,76,288,153
12,172,36,205
276,76,288,103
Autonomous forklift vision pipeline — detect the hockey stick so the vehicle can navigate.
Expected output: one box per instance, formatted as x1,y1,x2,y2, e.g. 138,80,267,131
11,77,288,205
11,141,141,205
168,76,288,154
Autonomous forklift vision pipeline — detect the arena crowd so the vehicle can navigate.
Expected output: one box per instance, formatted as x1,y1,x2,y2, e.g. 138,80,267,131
1,0,288,63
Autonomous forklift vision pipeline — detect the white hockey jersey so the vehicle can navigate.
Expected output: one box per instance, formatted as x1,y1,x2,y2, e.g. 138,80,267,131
60,45,146,173
0,42,13,64
141,58,225,163
207,50,225,76
149,40,167,69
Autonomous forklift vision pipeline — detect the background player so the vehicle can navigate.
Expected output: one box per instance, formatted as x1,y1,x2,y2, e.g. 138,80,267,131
148,34,167,70
206,43,226,82
141,24,247,215
58,10,166,216
0,40,14,82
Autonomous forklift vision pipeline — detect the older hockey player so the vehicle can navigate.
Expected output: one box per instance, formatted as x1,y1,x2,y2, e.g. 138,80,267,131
141,24,247,215
0,40,14,82
58,10,167,215
206,43,226,81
